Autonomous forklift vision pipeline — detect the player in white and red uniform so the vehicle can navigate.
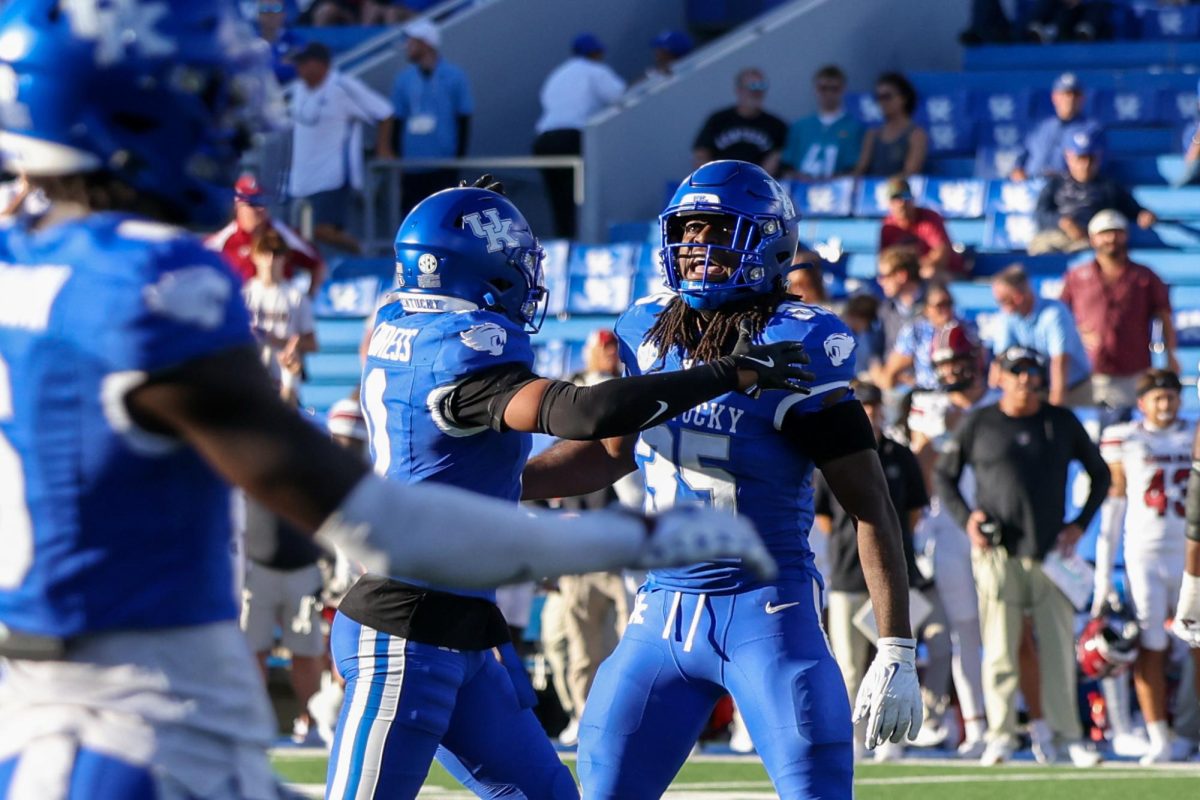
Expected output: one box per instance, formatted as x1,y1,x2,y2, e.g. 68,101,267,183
908,322,995,758
1095,368,1200,763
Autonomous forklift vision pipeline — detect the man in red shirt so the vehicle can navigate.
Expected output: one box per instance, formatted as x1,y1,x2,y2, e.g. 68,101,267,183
1059,209,1178,411
879,177,965,278
206,174,326,295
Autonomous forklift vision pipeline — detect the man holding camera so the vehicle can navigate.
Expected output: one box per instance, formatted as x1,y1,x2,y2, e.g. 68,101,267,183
935,346,1110,767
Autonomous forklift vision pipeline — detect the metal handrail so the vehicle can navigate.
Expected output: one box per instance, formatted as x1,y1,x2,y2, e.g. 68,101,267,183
363,155,584,254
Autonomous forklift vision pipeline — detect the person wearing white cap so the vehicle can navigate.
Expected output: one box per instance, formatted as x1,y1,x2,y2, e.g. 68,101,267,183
1059,208,1178,411
376,19,474,217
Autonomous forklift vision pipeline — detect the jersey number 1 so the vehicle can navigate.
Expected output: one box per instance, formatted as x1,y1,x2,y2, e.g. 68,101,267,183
0,354,33,589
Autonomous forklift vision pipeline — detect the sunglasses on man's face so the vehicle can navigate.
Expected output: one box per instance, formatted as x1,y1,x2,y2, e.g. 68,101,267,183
1006,363,1042,377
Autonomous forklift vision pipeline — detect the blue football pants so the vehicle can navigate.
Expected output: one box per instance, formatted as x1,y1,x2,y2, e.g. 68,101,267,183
577,577,853,799
325,613,577,799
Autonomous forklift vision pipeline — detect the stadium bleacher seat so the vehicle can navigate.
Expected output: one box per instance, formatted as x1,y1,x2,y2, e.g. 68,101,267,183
845,92,882,125
1141,5,1200,40
975,146,1022,180
923,178,986,219
971,252,1068,277
845,253,878,280
986,178,1044,214
927,157,976,178
984,211,1038,250
853,176,927,218
948,282,996,315
972,88,1033,125
1068,249,1200,283
788,177,854,218
927,121,976,156
919,90,970,126
1132,186,1200,220
1106,126,1176,156
975,121,1026,149
542,239,571,316
306,352,362,385
315,317,367,352
565,243,638,314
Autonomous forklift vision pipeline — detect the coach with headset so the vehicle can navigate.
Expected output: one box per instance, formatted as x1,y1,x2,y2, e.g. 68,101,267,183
935,346,1110,767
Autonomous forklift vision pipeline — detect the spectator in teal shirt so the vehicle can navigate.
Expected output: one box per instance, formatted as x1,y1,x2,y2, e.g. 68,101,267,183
376,20,474,216
988,264,1093,408
782,64,863,181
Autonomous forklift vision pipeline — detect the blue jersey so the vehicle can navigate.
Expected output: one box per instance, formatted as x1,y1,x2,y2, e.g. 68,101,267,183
361,304,534,600
0,213,253,637
616,294,859,593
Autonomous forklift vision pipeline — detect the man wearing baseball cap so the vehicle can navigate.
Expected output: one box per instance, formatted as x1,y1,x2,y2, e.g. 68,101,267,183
205,173,326,295
1059,209,1178,411
879,177,965,277
375,19,474,217
1029,124,1155,254
1011,72,1095,182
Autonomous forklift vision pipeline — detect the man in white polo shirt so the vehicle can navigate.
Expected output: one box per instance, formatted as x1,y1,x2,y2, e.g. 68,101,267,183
532,32,626,238
289,41,392,254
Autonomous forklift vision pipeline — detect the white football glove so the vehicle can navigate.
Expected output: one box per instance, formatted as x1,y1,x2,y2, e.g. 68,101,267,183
853,636,924,749
636,505,777,580
1172,572,1200,648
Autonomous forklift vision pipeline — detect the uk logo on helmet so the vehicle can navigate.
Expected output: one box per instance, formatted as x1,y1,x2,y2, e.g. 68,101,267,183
463,209,522,253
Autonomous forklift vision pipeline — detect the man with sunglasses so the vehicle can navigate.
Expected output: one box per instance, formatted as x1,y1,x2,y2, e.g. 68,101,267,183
325,177,811,798
781,64,863,182
692,67,788,176
936,346,1110,766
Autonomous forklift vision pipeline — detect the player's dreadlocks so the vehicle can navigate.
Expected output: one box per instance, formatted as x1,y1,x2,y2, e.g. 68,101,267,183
644,286,790,366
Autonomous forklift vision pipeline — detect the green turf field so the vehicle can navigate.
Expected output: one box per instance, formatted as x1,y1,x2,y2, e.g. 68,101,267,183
272,751,1200,798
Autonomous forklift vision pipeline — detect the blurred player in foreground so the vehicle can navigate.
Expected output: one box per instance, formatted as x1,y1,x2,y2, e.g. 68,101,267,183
0,4,773,797
522,160,922,798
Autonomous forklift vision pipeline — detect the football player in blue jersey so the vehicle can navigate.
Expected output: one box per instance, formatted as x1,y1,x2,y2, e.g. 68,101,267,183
0,4,781,798
522,160,925,799
325,176,816,799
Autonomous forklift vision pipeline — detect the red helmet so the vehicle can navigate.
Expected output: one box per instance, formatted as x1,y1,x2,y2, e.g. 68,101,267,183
1077,614,1139,680
931,322,982,392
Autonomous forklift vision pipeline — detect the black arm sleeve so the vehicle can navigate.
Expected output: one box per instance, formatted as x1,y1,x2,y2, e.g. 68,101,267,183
536,360,739,440
778,400,877,467
1068,411,1112,530
934,413,974,529
443,363,541,432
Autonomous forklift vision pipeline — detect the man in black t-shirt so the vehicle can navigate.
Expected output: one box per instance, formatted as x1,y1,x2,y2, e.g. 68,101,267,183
692,67,788,176
935,346,1110,766
814,380,952,761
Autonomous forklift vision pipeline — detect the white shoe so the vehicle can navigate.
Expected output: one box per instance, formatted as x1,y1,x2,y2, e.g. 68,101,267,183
307,675,344,750
1140,739,1173,765
1171,737,1197,761
910,721,950,749
1110,731,1149,758
874,740,906,762
729,719,755,754
1067,742,1102,768
957,738,987,760
557,718,579,747
980,739,1014,766
1030,721,1057,765
291,717,325,747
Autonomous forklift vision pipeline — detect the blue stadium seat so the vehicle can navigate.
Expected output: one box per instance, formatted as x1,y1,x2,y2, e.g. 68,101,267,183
984,211,1038,250
1175,308,1200,346
1132,187,1200,220
315,317,368,352
1141,5,1200,40
1106,127,1176,156
948,219,987,248
1158,86,1198,125
1068,248,1200,283
919,90,971,126
608,220,658,245
801,218,880,252
1139,222,1200,249
948,282,997,314
971,89,1033,125
566,243,638,314
313,257,392,318
927,157,976,177
976,121,1026,149
300,383,354,414
961,42,1200,71
1171,285,1200,309
845,92,883,125
788,177,854,218
633,244,667,300
845,253,878,280
975,146,1023,180
532,340,568,379
542,239,571,317
1089,88,1161,126
971,252,1067,277
927,121,976,156
854,176,927,218
306,352,363,384
923,178,986,219
986,178,1045,215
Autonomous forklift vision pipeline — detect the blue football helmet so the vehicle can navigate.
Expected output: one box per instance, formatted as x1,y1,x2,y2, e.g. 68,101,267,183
393,187,547,331
660,160,800,309
0,0,283,226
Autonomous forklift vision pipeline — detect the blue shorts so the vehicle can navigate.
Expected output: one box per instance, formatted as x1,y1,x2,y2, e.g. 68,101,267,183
578,576,853,799
325,612,577,799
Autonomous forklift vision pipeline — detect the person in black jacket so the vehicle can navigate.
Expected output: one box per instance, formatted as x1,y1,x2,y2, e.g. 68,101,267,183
935,346,1111,766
